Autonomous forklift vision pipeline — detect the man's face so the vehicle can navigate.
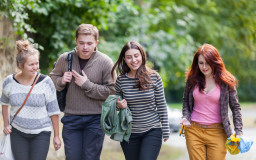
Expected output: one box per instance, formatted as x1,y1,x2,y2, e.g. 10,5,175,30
76,34,98,59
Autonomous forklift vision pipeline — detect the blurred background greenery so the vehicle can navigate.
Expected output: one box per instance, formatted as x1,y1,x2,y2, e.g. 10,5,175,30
1,0,256,102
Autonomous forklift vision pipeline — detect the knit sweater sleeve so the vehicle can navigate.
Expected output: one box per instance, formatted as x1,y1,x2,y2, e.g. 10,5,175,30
154,74,170,139
182,82,191,121
0,75,12,105
44,77,61,116
49,53,68,91
81,57,115,100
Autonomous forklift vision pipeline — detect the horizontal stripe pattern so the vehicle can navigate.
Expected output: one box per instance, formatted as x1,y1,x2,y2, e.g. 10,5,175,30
0,74,60,134
9,93,46,107
115,73,170,139
10,115,52,130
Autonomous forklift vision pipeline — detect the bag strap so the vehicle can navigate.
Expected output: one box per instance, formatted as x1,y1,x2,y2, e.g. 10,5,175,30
67,51,73,72
65,51,73,89
10,73,41,125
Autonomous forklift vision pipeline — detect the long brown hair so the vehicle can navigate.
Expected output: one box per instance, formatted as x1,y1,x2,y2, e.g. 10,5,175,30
111,41,156,90
186,43,238,91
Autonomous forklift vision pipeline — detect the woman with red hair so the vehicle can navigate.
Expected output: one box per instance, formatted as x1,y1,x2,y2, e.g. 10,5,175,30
181,44,243,160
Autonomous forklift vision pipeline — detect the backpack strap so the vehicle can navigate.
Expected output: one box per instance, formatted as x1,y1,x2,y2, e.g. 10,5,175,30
53,50,74,69
66,50,74,71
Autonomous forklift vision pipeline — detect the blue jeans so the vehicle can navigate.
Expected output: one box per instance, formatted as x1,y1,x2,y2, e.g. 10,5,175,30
120,128,162,160
61,115,105,160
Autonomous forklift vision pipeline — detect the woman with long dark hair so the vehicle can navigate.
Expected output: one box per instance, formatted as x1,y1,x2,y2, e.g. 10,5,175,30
181,44,243,160
111,41,170,160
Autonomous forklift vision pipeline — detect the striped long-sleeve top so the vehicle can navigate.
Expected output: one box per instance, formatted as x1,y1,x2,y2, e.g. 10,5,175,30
0,74,60,134
115,73,170,139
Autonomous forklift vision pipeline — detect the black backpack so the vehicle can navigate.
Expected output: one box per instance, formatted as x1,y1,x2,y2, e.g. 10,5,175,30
53,51,73,112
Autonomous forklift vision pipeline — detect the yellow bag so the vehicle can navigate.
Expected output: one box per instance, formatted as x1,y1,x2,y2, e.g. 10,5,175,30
225,134,241,155
230,134,241,143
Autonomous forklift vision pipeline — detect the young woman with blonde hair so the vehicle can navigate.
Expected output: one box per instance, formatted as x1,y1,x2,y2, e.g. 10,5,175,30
1,40,61,160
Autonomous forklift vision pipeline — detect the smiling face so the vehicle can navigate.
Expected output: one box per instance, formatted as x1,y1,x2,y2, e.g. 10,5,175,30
124,48,142,73
20,54,39,77
76,34,98,59
198,54,213,77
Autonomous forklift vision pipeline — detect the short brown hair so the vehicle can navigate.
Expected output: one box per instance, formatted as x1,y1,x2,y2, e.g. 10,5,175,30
75,24,99,40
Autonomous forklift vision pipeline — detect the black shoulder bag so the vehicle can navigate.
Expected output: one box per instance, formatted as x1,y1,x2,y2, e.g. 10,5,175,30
53,51,73,112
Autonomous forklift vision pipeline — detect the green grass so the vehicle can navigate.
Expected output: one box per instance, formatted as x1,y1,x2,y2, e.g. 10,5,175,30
240,102,256,109
101,148,125,160
168,103,182,109
158,145,184,160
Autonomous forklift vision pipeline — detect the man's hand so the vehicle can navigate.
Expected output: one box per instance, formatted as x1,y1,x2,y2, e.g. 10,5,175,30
61,72,72,85
72,70,88,87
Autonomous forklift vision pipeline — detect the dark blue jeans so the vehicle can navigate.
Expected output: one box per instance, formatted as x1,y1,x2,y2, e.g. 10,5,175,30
61,115,105,160
120,128,162,160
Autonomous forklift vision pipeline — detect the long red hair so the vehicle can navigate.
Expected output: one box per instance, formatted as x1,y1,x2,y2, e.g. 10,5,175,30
186,44,238,91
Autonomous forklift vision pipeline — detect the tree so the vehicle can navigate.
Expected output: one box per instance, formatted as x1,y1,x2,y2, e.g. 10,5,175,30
1,0,255,101
135,0,256,101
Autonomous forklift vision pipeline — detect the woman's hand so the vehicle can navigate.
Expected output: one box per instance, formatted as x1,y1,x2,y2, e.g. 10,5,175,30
50,115,61,151
235,134,242,139
3,125,12,135
180,118,191,127
53,136,62,151
117,97,127,109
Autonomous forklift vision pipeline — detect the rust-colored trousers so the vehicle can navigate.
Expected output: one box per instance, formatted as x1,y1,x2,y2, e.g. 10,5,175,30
185,122,227,160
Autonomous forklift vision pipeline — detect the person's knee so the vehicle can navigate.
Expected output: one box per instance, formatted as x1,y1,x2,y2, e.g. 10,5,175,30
83,133,104,160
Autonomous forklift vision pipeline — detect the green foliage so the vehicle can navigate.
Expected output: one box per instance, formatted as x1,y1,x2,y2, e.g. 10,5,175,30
1,0,256,101
0,0,37,39
173,0,256,101
1,0,136,72
140,0,256,101
27,0,135,72
98,1,141,62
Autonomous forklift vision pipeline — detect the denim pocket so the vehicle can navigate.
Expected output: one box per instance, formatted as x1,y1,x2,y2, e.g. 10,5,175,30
61,115,80,124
